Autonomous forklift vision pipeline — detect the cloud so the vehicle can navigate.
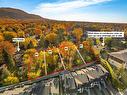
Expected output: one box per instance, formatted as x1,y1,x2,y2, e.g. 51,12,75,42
32,0,110,13
31,0,126,23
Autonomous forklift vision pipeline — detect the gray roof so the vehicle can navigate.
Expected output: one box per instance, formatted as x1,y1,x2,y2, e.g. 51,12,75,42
29,64,108,95
109,49,127,63
72,64,107,86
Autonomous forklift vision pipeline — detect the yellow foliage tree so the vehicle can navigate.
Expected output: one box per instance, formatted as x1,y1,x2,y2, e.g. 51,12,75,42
27,70,41,79
72,28,83,42
3,75,19,85
23,49,37,65
45,32,57,44
22,37,31,49
3,31,17,41
22,37,38,49
17,31,25,37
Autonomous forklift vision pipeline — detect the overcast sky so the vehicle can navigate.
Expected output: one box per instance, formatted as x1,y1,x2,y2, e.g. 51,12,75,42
0,0,127,23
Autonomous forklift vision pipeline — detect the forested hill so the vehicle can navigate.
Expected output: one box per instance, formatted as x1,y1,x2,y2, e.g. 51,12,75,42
0,8,42,20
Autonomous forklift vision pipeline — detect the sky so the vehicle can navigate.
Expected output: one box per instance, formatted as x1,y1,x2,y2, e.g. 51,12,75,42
0,0,127,23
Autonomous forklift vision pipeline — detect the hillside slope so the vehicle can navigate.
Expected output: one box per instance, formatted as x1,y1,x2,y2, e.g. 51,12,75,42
0,8,42,20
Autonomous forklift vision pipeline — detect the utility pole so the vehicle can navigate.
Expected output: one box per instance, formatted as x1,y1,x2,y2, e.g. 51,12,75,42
57,48,66,70
75,46,86,65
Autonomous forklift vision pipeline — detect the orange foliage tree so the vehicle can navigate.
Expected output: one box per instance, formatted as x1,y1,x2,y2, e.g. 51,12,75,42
0,35,4,42
0,41,15,55
72,28,83,43
82,41,92,51
59,41,76,69
59,41,76,56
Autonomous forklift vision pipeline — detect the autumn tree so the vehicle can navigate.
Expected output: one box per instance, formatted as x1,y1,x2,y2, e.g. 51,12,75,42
72,28,83,43
3,74,19,85
21,37,38,49
23,49,38,79
45,32,57,46
82,41,92,51
59,41,76,69
0,35,4,42
0,41,16,55
17,31,25,37
38,49,59,73
0,41,16,71
82,40,96,61
27,70,41,79
3,31,17,41
35,28,42,35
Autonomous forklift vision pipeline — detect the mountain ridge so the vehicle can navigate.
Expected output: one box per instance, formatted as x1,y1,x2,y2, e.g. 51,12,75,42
0,8,43,20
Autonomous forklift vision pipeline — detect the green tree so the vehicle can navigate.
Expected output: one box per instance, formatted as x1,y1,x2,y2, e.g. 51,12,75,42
2,49,15,71
105,37,112,50
85,56,92,62
39,34,45,48
57,28,64,43
0,66,10,81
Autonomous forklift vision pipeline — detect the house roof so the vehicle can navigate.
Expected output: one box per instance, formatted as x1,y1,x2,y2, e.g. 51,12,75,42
109,49,127,63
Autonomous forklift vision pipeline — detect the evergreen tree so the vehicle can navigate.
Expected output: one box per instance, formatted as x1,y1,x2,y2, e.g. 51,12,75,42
39,34,45,48
2,49,15,71
28,41,33,49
